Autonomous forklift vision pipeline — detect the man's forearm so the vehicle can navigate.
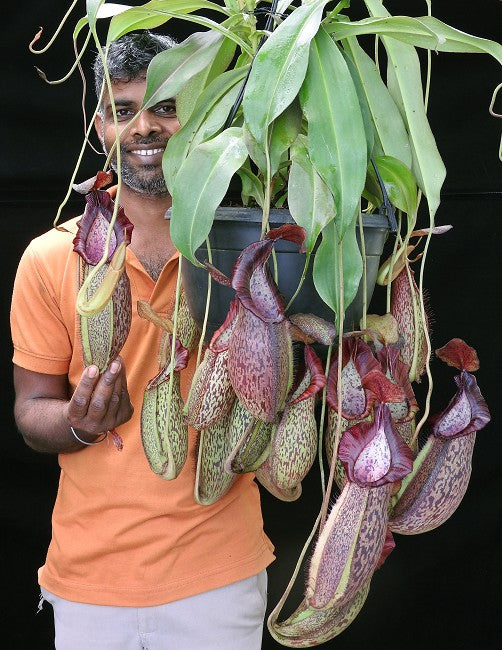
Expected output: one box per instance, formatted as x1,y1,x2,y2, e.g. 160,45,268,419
15,396,100,454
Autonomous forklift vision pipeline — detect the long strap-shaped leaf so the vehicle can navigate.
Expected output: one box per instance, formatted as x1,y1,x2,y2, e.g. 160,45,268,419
107,0,229,42
243,0,330,150
343,37,412,168
189,83,244,150
329,15,502,63
243,101,303,179
170,127,248,264
176,37,237,125
163,65,249,191
300,27,367,240
142,30,224,110
363,0,445,219
313,218,362,325
288,134,336,254
267,101,303,179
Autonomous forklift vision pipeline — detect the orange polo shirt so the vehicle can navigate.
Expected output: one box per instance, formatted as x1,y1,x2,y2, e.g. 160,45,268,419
10,215,274,606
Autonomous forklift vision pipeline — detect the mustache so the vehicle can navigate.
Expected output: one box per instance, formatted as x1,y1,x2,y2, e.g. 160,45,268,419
124,137,167,148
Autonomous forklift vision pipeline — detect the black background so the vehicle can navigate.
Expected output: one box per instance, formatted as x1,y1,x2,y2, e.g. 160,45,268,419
1,1,501,648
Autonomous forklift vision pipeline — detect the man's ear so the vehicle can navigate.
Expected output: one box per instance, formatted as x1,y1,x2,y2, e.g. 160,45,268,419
94,112,104,145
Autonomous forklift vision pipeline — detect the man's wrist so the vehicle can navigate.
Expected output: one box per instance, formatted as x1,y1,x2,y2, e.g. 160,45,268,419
69,426,108,446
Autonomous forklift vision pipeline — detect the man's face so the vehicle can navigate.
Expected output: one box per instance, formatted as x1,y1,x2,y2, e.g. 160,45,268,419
95,75,181,195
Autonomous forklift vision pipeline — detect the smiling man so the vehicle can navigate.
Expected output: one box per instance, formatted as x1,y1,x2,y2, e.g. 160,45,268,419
95,46,177,198
10,32,273,650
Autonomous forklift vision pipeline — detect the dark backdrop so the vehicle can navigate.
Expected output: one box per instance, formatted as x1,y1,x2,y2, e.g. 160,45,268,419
1,2,501,649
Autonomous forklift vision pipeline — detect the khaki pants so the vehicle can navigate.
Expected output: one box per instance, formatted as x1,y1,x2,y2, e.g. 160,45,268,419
40,570,267,650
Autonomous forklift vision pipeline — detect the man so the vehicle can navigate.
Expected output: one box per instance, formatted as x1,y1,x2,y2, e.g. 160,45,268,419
11,31,274,649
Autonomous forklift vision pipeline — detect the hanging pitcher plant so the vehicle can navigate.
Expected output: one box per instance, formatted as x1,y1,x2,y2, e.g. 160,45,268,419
31,0,500,646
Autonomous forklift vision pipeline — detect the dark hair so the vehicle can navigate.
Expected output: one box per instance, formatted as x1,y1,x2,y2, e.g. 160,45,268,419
93,31,176,98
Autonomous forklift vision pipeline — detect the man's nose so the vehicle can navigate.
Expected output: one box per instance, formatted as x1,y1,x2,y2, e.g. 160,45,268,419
129,111,162,138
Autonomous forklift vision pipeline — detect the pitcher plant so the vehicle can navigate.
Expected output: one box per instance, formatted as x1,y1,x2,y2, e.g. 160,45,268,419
30,0,500,645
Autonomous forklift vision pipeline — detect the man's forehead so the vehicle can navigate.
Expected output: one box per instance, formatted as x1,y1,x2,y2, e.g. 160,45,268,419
114,73,148,85
101,74,175,110
102,74,148,103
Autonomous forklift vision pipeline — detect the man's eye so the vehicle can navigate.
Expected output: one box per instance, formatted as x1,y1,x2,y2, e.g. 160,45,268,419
156,104,177,116
116,108,133,118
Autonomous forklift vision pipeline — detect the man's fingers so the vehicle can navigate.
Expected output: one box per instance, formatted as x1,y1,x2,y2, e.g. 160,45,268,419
68,365,100,418
67,358,133,434
101,359,122,386
86,359,122,420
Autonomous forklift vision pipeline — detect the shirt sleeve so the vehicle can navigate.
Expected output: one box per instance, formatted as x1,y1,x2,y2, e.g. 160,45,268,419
11,240,73,375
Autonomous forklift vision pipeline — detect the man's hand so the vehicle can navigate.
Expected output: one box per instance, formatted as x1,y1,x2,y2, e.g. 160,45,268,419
66,358,134,442
13,359,134,453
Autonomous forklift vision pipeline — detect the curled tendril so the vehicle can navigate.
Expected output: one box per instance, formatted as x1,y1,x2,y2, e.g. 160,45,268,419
489,81,502,118
488,82,502,161
34,29,92,85
28,0,79,54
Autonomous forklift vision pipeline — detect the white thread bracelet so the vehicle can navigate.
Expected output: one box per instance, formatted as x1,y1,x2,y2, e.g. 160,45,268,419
70,426,108,446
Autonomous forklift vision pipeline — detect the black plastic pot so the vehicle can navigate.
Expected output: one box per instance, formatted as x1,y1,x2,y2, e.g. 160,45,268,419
175,207,390,341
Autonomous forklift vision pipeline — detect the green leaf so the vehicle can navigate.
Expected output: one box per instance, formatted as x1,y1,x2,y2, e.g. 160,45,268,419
243,101,303,179
107,0,228,42
288,135,335,254
268,100,303,179
342,37,411,168
176,37,236,125
363,0,445,219
170,127,248,264
362,179,382,210
188,81,245,150
238,161,264,208
142,31,224,110
74,17,89,41
328,15,502,63
163,65,248,191
243,0,329,149
313,218,363,325
75,4,130,40
340,46,374,162
242,122,266,174
86,0,105,30
179,87,241,159
300,27,367,240
367,155,418,215
386,43,445,218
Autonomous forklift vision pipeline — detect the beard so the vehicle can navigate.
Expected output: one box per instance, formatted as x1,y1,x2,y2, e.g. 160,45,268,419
103,135,168,196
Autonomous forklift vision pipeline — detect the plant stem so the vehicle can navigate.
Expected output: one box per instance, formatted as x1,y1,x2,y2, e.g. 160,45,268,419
196,239,213,368
326,1,351,21
76,36,124,314
266,510,322,633
358,208,367,329
261,132,272,239
285,253,310,312
164,258,184,433
95,38,123,252
52,78,106,229
317,343,333,499
410,208,435,448
386,212,402,312
320,238,344,530
37,30,92,85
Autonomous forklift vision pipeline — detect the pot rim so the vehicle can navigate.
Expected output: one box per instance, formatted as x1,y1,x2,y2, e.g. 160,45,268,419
165,206,391,230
